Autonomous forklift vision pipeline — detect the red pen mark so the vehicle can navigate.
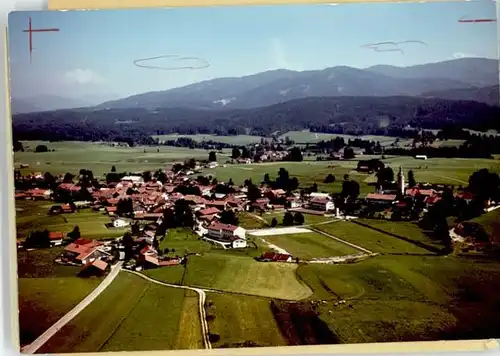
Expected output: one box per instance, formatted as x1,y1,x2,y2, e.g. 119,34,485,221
458,16,497,23
22,17,60,63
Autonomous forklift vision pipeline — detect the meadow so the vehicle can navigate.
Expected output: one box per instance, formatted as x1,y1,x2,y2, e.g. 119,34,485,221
15,141,232,177
38,272,198,353
264,231,359,260
16,200,127,240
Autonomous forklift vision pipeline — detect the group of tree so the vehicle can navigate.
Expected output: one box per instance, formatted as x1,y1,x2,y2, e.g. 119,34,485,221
263,168,300,192
161,199,195,229
281,211,305,226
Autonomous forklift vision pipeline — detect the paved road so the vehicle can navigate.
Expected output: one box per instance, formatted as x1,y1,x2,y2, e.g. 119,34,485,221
21,261,124,354
125,270,212,350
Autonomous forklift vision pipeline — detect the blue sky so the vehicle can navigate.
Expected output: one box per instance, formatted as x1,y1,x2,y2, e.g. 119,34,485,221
7,1,499,102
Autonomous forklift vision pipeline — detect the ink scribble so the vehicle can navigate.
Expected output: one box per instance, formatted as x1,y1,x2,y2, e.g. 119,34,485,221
361,40,428,54
458,15,497,23
133,55,210,70
22,16,60,63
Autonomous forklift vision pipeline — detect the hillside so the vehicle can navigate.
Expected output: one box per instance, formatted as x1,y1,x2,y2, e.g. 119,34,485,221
12,95,500,142
95,58,498,111
420,85,499,106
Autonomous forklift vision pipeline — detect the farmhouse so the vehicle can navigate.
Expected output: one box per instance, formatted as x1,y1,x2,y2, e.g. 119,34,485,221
259,252,293,263
49,232,64,246
365,193,398,205
78,259,109,277
309,197,335,212
121,175,144,185
207,222,246,240
63,239,110,265
415,155,428,160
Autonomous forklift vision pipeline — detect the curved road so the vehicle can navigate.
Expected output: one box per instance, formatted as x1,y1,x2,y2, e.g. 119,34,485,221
125,270,212,350
21,261,124,354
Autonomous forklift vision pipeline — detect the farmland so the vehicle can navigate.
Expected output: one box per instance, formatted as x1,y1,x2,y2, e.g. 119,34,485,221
38,272,196,353
264,231,359,259
183,253,312,300
15,140,232,177
16,200,127,240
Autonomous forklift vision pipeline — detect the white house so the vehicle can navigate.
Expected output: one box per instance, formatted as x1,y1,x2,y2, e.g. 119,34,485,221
207,222,246,240
113,219,130,228
207,162,219,169
309,192,331,199
309,197,335,212
231,238,247,249
415,155,428,160
121,175,145,185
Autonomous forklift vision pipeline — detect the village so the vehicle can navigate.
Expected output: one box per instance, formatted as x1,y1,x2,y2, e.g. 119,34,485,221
14,151,500,282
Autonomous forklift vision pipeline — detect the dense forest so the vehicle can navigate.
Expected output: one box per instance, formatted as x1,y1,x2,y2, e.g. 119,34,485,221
12,96,500,145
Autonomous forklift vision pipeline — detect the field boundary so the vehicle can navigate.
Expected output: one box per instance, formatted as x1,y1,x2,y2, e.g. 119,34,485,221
310,227,373,255
351,220,442,254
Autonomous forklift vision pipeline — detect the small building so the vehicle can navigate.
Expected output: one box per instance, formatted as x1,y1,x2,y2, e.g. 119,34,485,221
63,239,109,265
49,232,64,246
207,162,219,169
260,252,293,263
309,197,335,212
231,238,247,249
415,155,428,160
207,222,246,240
113,219,130,228
121,175,145,185
78,259,109,277
365,193,397,205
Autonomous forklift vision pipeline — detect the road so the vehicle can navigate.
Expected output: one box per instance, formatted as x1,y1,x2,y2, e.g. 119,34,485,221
21,261,124,354
125,270,212,350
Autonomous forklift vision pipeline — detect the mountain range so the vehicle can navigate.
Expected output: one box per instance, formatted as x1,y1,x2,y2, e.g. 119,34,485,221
11,58,499,114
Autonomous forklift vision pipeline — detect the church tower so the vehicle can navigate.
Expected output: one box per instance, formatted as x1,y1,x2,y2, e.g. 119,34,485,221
397,166,405,196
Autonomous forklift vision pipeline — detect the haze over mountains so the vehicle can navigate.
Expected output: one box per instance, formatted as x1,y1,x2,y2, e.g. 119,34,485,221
95,58,499,111
11,58,499,115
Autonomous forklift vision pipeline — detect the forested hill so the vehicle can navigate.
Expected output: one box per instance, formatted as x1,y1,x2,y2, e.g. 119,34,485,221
12,95,500,143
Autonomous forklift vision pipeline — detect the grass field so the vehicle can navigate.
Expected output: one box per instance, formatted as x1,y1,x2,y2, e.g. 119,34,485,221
264,232,359,260
295,255,500,343
314,221,433,255
16,200,127,240
183,253,312,300
237,212,269,230
38,272,197,353
206,293,286,348
159,228,213,255
153,134,263,146
175,290,204,350
469,208,500,243
15,141,232,177
357,219,443,251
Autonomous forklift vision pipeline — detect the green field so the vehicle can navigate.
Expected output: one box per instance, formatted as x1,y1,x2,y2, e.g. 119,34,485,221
17,245,103,346
38,272,198,353
153,134,263,146
206,293,286,348
160,228,213,255
314,221,433,254
16,200,127,240
183,253,312,300
295,255,500,343
237,212,269,230
15,141,232,177
264,232,359,260
468,208,500,243
357,219,443,251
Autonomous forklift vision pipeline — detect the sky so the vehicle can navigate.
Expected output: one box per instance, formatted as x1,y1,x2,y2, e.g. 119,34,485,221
7,1,499,102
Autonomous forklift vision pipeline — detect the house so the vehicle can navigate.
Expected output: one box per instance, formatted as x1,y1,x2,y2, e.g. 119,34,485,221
287,197,302,209
231,238,247,249
121,175,144,185
207,162,219,169
309,197,335,212
207,222,246,240
113,219,130,228
159,258,182,267
197,207,221,221
78,259,109,277
141,254,160,269
236,158,252,164
415,155,428,160
365,193,397,205
260,252,293,263
63,239,109,265
309,192,330,199
106,206,118,215
49,232,64,246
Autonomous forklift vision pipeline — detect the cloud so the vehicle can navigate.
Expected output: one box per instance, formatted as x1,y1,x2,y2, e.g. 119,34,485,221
64,69,105,85
269,38,303,71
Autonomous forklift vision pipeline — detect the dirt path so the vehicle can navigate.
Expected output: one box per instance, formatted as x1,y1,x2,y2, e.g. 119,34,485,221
125,270,212,350
260,238,291,255
432,174,468,185
310,227,373,254
21,261,124,354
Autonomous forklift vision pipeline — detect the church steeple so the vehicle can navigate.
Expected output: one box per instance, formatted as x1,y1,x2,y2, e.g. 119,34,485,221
397,166,405,196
